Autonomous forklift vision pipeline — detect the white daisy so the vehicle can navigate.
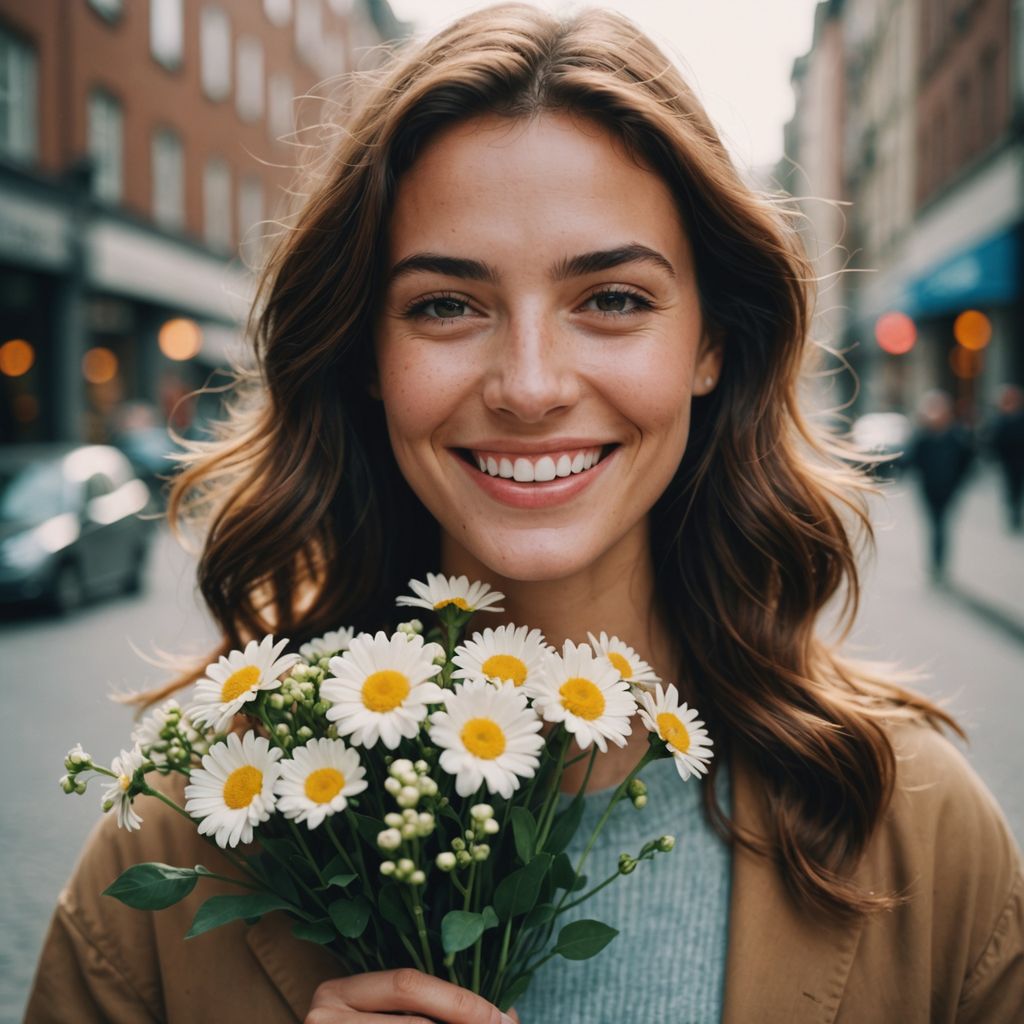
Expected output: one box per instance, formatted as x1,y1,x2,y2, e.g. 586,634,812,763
529,640,637,753
587,631,661,692
131,699,204,767
184,731,283,848
321,631,444,749
429,679,544,799
274,737,368,829
637,684,714,781
300,627,356,662
452,624,554,689
188,635,300,733
396,573,505,614
100,746,146,831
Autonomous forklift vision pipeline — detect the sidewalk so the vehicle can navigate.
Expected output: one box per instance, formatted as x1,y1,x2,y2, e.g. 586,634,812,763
874,463,1023,639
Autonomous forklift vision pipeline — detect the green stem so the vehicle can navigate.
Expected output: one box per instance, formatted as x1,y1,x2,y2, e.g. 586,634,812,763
553,870,620,915
410,888,435,975
399,930,427,972
289,821,325,886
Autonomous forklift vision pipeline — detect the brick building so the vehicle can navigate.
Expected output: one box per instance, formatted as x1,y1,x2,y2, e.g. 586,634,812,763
0,0,405,444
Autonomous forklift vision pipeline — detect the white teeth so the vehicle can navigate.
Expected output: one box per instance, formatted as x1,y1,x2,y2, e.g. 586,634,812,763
513,458,535,482
472,446,609,480
534,456,557,481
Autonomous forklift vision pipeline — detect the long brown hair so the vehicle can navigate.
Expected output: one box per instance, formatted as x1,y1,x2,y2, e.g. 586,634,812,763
155,3,960,921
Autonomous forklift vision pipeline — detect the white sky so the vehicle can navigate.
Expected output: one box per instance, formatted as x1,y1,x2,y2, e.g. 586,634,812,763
388,0,823,171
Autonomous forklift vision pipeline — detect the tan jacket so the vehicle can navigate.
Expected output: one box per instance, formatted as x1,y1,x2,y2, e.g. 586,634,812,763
25,724,1024,1023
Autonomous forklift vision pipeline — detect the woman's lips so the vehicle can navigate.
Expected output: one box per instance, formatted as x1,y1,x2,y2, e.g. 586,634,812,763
451,444,618,509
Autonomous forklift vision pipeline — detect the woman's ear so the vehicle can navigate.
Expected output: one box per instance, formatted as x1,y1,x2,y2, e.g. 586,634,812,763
693,327,725,396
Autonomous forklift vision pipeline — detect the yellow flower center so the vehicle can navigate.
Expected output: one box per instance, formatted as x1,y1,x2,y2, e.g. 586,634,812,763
304,767,345,804
607,652,633,679
559,678,606,720
460,717,506,759
481,653,528,686
223,765,263,809
118,775,131,791
657,712,690,753
221,665,261,703
435,597,470,610
361,670,411,712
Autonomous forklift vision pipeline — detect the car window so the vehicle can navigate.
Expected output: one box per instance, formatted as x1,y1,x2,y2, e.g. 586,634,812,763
0,462,69,523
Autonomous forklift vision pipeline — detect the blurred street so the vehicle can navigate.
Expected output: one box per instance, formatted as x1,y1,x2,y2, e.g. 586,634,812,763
0,465,1020,1021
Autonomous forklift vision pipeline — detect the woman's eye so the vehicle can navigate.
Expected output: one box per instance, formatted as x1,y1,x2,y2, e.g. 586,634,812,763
583,290,652,315
409,296,468,320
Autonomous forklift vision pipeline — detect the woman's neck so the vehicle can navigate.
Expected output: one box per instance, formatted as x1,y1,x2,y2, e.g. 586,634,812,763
439,524,678,792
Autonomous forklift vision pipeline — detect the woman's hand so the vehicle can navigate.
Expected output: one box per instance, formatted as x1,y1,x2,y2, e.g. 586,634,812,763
305,969,520,1023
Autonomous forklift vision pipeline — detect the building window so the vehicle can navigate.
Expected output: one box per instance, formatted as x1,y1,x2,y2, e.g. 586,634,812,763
295,0,322,69
203,157,232,251
0,27,37,163
267,72,293,143
150,0,184,70
238,175,265,266
87,89,123,203
263,0,292,27
236,36,264,123
152,127,184,231
89,0,124,21
200,5,231,102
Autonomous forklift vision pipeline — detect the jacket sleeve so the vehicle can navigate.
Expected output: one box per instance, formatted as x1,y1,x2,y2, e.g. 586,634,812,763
957,870,1024,1024
24,894,162,1024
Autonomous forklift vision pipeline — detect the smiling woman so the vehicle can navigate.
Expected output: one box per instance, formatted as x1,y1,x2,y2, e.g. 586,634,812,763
25,3,1023,1023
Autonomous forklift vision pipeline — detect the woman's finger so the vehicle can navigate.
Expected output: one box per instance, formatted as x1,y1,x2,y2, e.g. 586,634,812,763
310,970,514,1023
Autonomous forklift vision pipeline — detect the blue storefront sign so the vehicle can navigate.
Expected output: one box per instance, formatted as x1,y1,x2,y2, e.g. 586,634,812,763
902,225,1019,318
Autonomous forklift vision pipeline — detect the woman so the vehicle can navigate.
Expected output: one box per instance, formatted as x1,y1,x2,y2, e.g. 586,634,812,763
27,5,1022,1022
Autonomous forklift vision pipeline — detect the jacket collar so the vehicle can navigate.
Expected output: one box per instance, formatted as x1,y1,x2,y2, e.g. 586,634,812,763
246,754,866,1022
721,751,865,1024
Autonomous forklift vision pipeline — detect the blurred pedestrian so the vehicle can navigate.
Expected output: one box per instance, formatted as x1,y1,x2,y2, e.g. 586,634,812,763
904,389,975,582
986,383,1024,533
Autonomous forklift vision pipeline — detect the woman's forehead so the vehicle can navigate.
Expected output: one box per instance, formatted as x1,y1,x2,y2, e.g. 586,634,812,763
385,111,693,277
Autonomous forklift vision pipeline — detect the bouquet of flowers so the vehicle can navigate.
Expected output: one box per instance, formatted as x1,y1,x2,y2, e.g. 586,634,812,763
60,574,713,1011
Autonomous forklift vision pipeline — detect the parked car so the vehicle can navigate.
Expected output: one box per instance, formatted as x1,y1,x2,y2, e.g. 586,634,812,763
0,444,155,614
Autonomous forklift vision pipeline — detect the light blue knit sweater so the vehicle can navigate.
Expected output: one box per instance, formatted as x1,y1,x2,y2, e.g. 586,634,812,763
512,754,732,1023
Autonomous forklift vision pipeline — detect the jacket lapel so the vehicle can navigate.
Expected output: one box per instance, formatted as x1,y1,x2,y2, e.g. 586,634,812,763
246,911,342,1021
721,754,864,1024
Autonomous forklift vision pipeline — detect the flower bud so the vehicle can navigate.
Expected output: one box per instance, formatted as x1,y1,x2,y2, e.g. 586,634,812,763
397,858,415,875
414,759,429,774
455,850,472,868
399,770,419,787
451,837,466,852
416,812,435,833
396,786,420,808
390,758,414,779
384,777,402,796
380,860,396,876
471,843,490,861
384,812,403,828
483,817,500,835
296,726,313,742
268,693,286,710
74,778,88,795
618,854,636,875
436,851,457,872
417,777,438,797
401,823,417,840
627,778,647,799
470,803,494,822
377,828,402,851
59,775,75,794
631,794,648,809
313,700,331,717
409,869,426,885
657,834,676,853
408,619,424,634
274,723,290,737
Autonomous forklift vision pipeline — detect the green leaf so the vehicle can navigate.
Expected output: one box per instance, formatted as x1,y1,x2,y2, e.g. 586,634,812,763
103,863,199,910
292,919,335,944
186,892,293,939
481,905,499,930
326,873,357,889
494,853,552,921
441,910,490,954
509,806,537,864
551,852,575,891
544,796,584,855
328,895,371,939
498,972,533,1012
378,883,415,936
322,853,350,880
350,812,383,846
573,874,588,892
523,902,556,929
554,919,619,961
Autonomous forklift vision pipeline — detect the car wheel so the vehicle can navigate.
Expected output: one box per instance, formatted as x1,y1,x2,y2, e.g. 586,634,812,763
51,561,85,615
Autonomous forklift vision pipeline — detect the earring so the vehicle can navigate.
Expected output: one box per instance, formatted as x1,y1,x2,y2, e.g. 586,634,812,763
704,375,714,388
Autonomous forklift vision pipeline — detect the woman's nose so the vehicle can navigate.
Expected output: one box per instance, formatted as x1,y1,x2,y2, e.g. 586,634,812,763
481,312,580,422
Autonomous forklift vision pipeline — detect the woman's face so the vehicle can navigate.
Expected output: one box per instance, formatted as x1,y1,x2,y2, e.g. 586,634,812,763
374,111,721,583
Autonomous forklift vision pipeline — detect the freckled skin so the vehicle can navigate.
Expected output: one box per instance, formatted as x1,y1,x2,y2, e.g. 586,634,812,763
373,111,723,587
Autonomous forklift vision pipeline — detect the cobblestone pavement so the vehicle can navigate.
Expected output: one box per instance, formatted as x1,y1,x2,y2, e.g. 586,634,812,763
1,469,1020,1020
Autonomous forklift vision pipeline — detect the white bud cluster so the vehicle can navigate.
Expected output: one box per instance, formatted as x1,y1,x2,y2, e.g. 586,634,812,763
380,857,426,885
384,759,438,808
395,619,424,636
382,808,435,841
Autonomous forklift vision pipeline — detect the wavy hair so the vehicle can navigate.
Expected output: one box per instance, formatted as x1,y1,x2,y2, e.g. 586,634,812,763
153,3,960,921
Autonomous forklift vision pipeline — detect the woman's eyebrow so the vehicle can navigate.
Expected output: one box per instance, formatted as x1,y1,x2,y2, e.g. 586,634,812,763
387,242,676,284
